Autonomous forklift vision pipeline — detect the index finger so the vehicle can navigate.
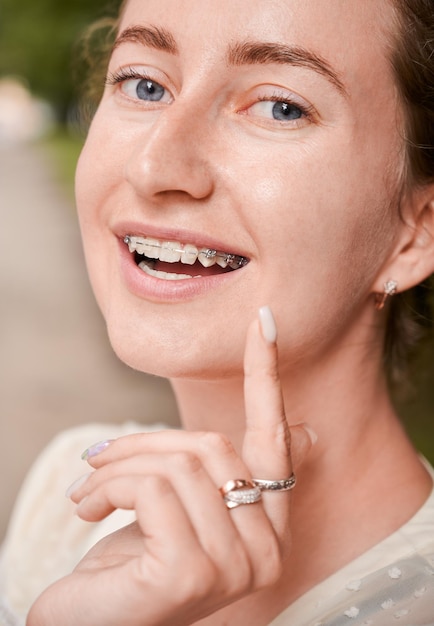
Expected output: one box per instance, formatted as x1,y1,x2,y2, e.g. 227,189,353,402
242,307,315,518
242,306,292,481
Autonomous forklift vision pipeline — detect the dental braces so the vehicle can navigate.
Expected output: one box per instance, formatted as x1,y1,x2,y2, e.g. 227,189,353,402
124,236,248,269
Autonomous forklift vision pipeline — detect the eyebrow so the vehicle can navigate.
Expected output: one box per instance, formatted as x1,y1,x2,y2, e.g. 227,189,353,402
228,41,348,97
113,25,178,55
113,25,347,97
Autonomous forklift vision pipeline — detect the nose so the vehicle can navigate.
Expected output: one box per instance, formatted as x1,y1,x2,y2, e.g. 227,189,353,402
125,104,215,202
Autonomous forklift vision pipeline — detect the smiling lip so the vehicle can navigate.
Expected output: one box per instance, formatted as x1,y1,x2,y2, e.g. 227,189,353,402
116,224,250,302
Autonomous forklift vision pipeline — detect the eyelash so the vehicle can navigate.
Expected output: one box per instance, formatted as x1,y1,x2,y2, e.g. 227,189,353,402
105,67,155,87
105,68,315,125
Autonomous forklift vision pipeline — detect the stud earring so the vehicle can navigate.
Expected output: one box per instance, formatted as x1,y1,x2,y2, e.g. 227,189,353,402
375,279,398,310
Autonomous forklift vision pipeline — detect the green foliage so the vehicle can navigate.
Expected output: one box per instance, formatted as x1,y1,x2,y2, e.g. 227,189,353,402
0,0,119,119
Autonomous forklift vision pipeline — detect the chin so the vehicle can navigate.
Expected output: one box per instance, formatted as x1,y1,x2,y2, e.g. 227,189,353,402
105,315,246,381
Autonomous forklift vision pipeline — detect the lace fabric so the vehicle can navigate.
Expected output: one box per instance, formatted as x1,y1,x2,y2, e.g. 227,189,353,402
271,552,434,625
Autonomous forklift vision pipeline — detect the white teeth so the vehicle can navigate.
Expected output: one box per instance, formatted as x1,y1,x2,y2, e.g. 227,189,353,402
198,249,217,267
141,237,160,259
159,241,182,263
216,256,228,268
124,235,248,270
181,244,199,265
138,261,194,280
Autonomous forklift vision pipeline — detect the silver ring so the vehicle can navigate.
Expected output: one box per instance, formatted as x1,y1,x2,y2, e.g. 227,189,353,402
252,473,296,492
219,479,262,509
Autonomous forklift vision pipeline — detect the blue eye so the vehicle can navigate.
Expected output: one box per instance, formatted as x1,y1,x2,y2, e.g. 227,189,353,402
246,94,312,127
124,78,166,102
248,99,306,123
106,69,171,104
271,101,303,121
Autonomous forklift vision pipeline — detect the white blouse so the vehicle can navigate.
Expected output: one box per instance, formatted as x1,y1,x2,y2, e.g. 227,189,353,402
1,423,433,626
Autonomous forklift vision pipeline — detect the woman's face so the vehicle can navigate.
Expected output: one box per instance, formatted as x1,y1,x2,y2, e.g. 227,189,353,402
76,0,404,378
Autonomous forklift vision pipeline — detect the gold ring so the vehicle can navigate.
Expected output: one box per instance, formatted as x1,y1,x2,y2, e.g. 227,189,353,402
219,479,262,509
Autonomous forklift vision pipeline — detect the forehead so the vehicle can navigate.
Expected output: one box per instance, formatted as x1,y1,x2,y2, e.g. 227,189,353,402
119,0,396,72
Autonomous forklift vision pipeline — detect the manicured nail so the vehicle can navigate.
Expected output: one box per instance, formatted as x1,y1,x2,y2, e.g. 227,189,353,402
81,439,114,461
65,473,91,498
259,306,277,344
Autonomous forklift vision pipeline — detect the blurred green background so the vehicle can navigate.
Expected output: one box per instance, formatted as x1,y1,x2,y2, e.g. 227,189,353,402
0,0,433,464
0,0,115,121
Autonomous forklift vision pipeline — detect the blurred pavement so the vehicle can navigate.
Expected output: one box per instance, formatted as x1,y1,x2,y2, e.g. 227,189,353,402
0,142,179,540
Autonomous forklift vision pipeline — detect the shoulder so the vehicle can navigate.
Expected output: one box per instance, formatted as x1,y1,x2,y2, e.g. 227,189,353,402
0,421,167,621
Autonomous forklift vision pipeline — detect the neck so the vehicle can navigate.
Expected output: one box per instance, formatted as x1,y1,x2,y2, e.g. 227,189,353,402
171,375,246,447
171,335,397,454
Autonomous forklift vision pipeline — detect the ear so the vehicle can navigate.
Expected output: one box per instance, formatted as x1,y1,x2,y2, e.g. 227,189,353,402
373,184,434,294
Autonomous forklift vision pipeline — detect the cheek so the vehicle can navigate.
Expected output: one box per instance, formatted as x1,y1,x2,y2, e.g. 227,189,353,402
75,115,124,215
240,137,398,317
249,173,390,262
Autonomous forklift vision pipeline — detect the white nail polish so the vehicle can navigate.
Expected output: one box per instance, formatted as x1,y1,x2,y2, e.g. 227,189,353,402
259,306,277,344
65,472,92,498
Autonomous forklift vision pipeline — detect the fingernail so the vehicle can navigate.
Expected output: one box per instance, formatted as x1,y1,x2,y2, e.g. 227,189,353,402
259,306,277,344
81,439,114,461
65,473,91,498
300,423,318,446
75,495,88,516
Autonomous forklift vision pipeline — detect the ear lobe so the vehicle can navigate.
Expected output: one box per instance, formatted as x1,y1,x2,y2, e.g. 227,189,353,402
373,187,434,294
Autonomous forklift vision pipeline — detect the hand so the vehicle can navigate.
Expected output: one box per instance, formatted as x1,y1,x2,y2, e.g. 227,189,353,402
27,309,314,626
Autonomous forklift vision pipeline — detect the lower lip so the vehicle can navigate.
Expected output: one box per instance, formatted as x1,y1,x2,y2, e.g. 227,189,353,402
118,238,246,302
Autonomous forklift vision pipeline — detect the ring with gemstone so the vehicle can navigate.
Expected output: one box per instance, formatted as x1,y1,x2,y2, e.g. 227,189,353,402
219,479,262,509
252,473,296,492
